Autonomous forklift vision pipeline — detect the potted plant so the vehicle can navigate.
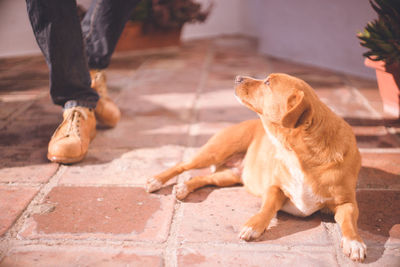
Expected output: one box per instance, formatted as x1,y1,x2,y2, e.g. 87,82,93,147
358,0,400,117
115,0,212,52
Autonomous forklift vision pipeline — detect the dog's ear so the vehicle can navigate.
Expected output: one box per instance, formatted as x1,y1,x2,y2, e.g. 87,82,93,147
281,90,309,128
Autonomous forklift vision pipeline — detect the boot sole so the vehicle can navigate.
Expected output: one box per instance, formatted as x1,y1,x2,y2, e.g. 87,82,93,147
47,152,87,164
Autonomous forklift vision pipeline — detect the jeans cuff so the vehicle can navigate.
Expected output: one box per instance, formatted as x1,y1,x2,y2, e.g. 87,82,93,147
64,100,97,110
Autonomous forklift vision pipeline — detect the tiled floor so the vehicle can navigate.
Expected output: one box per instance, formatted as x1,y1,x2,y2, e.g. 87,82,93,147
0,36,399,266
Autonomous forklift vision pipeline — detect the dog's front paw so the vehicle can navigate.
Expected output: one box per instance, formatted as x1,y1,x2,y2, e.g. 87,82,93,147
173,183,190,200
238,213,267,241
146,177,163,193
238,226,263,241
341,237,367,262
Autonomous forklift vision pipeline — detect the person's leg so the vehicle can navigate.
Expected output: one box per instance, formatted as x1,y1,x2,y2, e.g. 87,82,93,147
80,0,140,127
25,0,97,163
25,0,99,108
82,0,141,69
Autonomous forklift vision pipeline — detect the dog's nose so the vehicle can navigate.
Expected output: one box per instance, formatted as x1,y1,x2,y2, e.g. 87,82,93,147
235,76,244,84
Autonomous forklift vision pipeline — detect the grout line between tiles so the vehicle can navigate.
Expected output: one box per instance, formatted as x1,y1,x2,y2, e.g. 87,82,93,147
0,91,48,130
0,164,63,258
359,147,400,153
163,39,215,267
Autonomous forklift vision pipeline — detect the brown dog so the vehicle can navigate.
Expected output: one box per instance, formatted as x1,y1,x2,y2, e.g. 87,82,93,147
146,73,366,261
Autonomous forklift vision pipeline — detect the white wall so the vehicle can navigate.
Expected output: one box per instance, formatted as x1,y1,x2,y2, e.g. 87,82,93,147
0,0,41,57
0,0,376,78
256,0,377,78
181,0,265,40
181,0,249,39
182,0,377,79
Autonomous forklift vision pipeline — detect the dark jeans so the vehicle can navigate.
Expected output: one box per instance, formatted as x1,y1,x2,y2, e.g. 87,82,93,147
26,0,139,108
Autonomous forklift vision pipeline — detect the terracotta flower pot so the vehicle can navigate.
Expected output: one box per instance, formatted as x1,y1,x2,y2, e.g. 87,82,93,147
115,21,182,52
364,58,400,117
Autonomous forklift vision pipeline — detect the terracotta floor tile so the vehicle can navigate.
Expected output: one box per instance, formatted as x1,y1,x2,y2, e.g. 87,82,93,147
0,55,47,74
269,56,335,77
352,126,400,148
0,101,26,120
1,246,162,267
358,153,400,190
117,91,196,122
0,147,48,168
177,187,330,245
346,75,382,115
346,75,377,90
357,190,400,245
0,146,58,183
196,89,256,124
188,121,236,147
361,153,400,174
109,54,146,71
12,95,61,121
177,246,337,267
299,73,346,89
360,246,400,266
204,74,235,89
19,186,175,242
210,57,269,79
356,132,400,148
0,119,58,148
315,87,378,119
214,36,258,50
59,146,183,186
0,78,48,95
357,88,385,116
0,89,49,121
92,115,190,150
0,163,58,184
0,185,38,236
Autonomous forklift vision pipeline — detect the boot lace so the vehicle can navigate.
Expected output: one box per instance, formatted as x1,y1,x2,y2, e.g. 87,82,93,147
64,107,88,137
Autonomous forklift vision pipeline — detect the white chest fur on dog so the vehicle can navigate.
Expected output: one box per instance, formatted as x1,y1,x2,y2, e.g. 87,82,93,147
264,127,326,217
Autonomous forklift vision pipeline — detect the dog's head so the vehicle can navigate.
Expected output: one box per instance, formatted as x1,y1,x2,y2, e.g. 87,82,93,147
234,73,313,128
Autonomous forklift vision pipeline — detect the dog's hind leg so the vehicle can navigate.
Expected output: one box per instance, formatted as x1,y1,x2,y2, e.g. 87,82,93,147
146,119,260,193
146,149,225,193
146,148,237,193
174,168,242,200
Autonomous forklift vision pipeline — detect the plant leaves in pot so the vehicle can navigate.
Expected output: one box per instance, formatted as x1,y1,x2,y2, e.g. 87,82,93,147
358,0,400,117
116,0,213,52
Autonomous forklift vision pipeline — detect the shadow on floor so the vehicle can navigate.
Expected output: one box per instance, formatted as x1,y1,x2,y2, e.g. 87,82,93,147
172,167,399,264
344,117,400,128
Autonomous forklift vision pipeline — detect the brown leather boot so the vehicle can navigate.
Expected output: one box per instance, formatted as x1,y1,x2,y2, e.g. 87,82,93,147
47,107,96,164
90,69,121,127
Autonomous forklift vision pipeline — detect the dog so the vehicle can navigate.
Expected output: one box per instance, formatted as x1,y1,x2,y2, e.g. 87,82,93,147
146,73,366,262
